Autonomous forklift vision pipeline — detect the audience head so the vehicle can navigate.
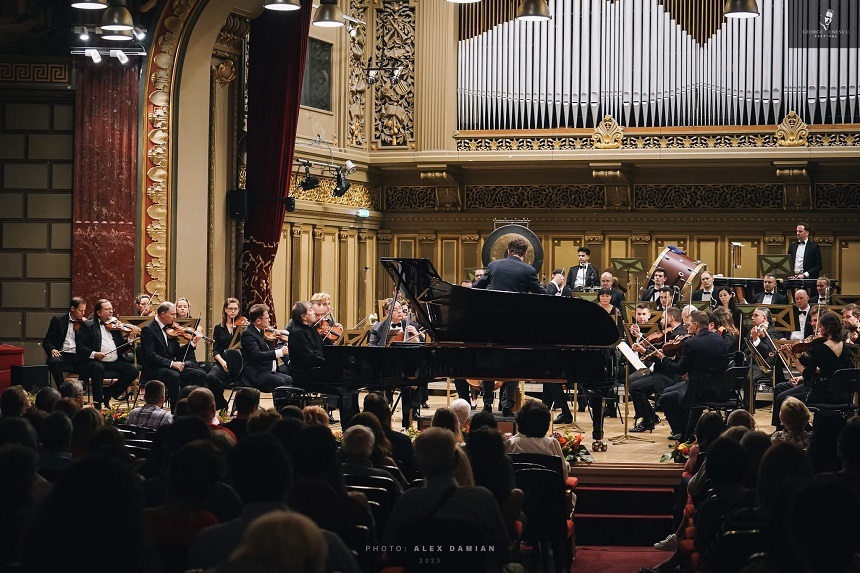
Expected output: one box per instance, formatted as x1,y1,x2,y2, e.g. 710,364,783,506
220,512,327,573
693,411,725,450
807,412,847,473
59,380,85,408
247,409,282,434
234,388,261,417
174,398,191,417
70,407,105,454
341,424,375,461
464,429,508,495
302,405,330,427
229,433,292,504
516,400,551,438
756,441,813,508
0,385,30,418
779,396,810,433
786,481,860,573
726,408,755,430
168,440,224,504
187,387,217,423
0,444,38,510
413,427,458,479
0,417,38,450
362,392,393,430
23,408,47,434
292,425,339,482
430,408,462,442
720,425,750,443
837,418,860,471
40,411,73,453
468,411,498,433
268,417,306,456
88,425,128,461
164,415,211,457
349,411,392,460
143,380,166,405
53,397,81,418
739,430,772,488
449,399,471,428
178,384,201,401
35,387,61,413
705,436,749,486
279,405,304,421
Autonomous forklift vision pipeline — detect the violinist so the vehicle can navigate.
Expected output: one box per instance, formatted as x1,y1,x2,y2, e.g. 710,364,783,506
42,297,89,389
135,293,154,316
311,292,344,346
206,297,244,410
792,289,814,340
75,299,141,409
771,311,853,428
629,307,687,435
175,298,192,320
239,303,292,392
748,307,785,388
140,301,208,412
842,304,860,344
711,307,740,355
652,310,729,442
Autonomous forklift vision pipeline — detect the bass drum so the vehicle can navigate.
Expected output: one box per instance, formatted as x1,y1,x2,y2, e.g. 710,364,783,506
481,224,544,274
646,246,705,291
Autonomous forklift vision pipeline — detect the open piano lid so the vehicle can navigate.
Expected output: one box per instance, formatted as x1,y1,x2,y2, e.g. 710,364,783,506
381,258,621,347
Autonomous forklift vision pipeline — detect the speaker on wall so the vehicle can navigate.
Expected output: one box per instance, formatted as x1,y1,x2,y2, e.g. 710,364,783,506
227,189,248,220
11,364,49,392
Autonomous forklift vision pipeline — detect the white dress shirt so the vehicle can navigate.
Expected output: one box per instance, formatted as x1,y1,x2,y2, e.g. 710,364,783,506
96,322,118,363
794,241,806,275
62,314,76,353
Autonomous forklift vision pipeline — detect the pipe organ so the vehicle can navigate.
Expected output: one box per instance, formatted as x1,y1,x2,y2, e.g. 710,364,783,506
457,0,860,130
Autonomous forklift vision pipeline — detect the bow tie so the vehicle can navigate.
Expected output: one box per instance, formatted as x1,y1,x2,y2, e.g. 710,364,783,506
798,241,805,245
798,310,807,316
162,324,170,331
579,265,586,269
764,292,773,296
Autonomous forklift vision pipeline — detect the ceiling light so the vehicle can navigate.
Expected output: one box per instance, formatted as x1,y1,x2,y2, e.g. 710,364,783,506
515,0,551,21
101,0,134,31
85,48,102,63
265,0,301,10
71,0,107,9
102,28,133,41
332,168,351,197
313,0,344,27
74,25,90,40
110,49,129,64
723,0,759,18
299,164,320,191
132,26,145,40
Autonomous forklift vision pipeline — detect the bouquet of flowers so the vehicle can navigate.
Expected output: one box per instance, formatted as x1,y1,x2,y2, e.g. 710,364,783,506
404,426,421,442
660,439,694,463
552,431,593,464
102,403,128,426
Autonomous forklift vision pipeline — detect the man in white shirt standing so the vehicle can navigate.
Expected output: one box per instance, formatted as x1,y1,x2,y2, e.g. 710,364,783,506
566,247,599,292
788,222,823,280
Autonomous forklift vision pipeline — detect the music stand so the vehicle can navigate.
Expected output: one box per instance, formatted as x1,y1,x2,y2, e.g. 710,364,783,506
758,254,792,279
612,258,646,294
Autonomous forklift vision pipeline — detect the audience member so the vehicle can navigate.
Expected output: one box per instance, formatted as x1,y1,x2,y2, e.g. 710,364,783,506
58,380,85,409
303,405,330,427
431,407,464,443
349,411,408,487
449,398,472,429
363,391,416,480
246,408,281,434
53,396,81,418
464,428,517,525
786,481,860,573
0,445,40,565
771,396,811,448
340,424,403,495
223,387,260,440
725,408,755,430
739,430,772,489
127,380,174,430
816,418,860,504
506,400,569,480
0,385,30,417
469,410,498,433
34,387,61,413
88,425,129,461
268,417,305,457
806,411,847,474
22,407,47,434
38,411,75,482
187,387,236,442
70,407,104,458
279,404,304,421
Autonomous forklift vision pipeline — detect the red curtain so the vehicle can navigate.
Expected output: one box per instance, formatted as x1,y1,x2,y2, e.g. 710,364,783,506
242,0,312,324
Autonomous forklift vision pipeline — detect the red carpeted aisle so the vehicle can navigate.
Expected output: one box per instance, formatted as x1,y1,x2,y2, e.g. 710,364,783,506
570,546,666,572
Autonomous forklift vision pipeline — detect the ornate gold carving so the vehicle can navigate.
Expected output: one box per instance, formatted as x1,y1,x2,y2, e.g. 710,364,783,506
313,228,324,241
584,234,605,243
377,232,393,242
292,225,303,238
815,235,834,244
593,115,623,149
763,235,785,244
0,61,70,87
385,187,437,210
593,168,630,210
213,61,237,87
635,184,783,209
435,187,462,211
631,235,652,243
290,177,379,209
418,234,437,242
348,0,368,147
776,111,809,147
461,234,480,242
358,231,369,242
339,230,349,241
816,183,860,209
214,14,249,60
465,185,604,209
373,0,415,147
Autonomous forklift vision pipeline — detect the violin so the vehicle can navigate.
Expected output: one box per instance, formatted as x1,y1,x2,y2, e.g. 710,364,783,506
784,336,826,355
659,334,693,357
316,321,344,342
230,316,250,327
164,324,214,344
263,327,289,344
104,318,140,335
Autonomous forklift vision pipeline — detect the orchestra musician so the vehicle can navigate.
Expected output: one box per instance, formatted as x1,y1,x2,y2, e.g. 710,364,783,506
544,268,573,297
651,310,729,442
311,292,348,422
714,286,744,331
240,303,292,392
140,301,208,412
206,297,243,411
599,271,625,312
656,286,676,312
787,222,822,279
629,307,687,435
135,293,154,316
566,246,599,292
75,299,140,409
792,289,813,340
751,274,788,305
771,311,853,428
810,276,832,305
842,304,859,344
691,271,717,307
748,307,785,390
175,298,192,320
641,267,680,306
42,297,90,390
473,237,544,294
711,307,740,356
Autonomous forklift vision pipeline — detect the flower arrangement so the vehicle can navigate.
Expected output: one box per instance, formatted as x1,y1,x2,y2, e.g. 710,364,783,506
404,426,421,442
660,439,694,463
101,403,128,426
552,431,593,464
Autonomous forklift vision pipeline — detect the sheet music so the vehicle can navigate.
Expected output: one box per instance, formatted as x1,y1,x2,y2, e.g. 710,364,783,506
617,341,647,371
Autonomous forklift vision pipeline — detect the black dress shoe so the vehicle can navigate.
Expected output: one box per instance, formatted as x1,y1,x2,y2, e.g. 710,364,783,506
502,408,513,417
421,402,430,409
577,405,587,412
630,422,654,433
553,413,573,424
667,433,682,441
328,415,339,425
482,405,493,413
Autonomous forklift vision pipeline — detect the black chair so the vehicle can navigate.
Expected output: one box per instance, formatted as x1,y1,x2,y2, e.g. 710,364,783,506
390,518,495,572
514,467,574,573
222,349,245,410
332,524,376,573
508,452,578,489
805,368,860,418
702,528,766,573
117,423,151,439
344,483,395,537
697,366,749,420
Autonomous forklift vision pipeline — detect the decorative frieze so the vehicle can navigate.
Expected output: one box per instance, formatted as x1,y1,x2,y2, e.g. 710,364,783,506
634,184,784,209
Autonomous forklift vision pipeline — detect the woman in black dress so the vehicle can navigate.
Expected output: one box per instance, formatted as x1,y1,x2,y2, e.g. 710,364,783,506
715,286,743,332
206,297,244,410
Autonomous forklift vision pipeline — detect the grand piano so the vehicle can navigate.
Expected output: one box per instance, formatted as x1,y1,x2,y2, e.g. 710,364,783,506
314,258,622,424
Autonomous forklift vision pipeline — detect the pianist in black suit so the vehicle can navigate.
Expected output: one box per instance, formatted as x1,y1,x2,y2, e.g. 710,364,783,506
42,296,89,389
75,299,140,409
240,303,292,392
751,274,789,305
472,237,544,295
787,223,822,279
140,301,208,411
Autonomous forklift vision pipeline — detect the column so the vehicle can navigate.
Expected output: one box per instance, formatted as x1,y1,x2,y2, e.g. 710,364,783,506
414,0,457,151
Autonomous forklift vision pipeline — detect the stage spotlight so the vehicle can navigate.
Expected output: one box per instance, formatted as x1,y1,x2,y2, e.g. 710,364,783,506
332,168,351,197
299,164,319,191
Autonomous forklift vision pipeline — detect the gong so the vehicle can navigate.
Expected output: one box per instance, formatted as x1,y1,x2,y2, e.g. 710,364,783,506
481,224,544,274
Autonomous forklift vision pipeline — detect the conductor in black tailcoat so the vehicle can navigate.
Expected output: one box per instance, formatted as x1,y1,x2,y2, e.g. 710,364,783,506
140,301,208,412
787,223,822,279
472,237,544,294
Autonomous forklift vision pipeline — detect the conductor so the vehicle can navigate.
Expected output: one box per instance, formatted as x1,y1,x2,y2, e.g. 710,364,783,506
472,237,544,294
